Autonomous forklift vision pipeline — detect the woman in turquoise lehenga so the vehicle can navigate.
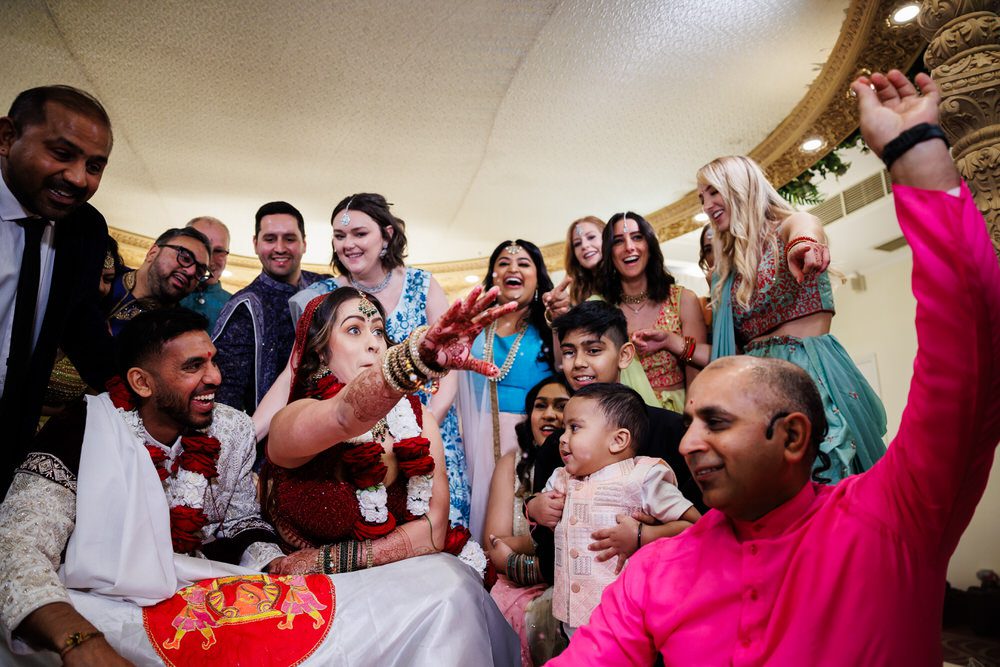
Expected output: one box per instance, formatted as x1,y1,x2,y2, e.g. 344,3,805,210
633,156,886,483
256,193,471,526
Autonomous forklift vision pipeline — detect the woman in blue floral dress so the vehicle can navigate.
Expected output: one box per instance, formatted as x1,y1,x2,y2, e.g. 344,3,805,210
257,193,470,526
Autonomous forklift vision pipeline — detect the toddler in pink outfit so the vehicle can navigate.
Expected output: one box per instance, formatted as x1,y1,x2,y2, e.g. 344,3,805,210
542,383,699,636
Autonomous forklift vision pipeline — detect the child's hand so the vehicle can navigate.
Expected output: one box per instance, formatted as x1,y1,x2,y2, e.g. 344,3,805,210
487,534,515,572
590,514,642,574
526,491,565,528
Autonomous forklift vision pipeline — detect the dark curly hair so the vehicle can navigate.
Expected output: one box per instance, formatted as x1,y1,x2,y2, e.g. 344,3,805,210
330,193,408,276
599,212,676,305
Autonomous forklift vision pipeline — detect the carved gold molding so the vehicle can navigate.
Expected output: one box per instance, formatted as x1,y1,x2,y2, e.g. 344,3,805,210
111,0,928,297
920,0,1000,258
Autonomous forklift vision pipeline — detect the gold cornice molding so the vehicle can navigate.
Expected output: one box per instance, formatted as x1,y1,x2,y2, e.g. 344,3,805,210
111,0,926,297
645,0,925,243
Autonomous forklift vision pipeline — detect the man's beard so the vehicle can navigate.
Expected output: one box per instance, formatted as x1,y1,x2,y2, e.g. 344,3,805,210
154,387,213,432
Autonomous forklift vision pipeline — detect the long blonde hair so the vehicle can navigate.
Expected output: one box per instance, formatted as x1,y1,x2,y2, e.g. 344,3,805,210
697,156,796,310
563,216,606,304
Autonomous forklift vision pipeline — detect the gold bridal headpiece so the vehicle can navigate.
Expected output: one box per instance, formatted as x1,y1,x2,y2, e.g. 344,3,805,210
356,290,379,320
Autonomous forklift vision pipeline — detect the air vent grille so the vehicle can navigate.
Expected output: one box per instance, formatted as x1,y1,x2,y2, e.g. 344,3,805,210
808,169,890,224
875,236,909,252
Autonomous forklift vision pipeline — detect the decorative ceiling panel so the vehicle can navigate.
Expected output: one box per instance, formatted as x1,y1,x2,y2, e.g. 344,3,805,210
3,0,851,269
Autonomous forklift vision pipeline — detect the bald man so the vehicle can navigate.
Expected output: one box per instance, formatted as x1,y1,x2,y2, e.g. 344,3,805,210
180,216,232,329
550,71,1000,665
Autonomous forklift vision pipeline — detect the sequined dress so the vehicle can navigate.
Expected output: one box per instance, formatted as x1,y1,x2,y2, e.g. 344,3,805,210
290,268,471,526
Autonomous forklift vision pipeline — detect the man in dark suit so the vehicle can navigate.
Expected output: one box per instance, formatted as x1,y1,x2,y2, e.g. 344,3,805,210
0,85,116,492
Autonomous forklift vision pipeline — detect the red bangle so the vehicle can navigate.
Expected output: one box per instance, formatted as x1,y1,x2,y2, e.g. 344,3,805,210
682,336,696,363
785,236,826,257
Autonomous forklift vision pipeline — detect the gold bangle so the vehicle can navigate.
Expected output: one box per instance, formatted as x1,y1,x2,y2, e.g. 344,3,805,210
382,346,409,393
365,538,374,569
59,630,104,657
408,325,446,379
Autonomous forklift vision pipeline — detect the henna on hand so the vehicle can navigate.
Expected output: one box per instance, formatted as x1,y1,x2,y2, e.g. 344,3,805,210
270,548,321,575
419,285,519,376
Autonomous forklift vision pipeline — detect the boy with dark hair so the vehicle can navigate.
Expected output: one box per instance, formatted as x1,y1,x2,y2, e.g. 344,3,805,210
525,300,703,582
544,383,698,637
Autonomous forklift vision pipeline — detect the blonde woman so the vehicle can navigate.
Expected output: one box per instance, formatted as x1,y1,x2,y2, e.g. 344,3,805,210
635,156,886,483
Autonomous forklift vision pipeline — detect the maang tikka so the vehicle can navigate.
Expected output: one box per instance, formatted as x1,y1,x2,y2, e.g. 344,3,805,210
340,197,355,226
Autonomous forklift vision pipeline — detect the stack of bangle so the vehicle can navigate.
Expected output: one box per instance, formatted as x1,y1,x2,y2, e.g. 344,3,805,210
681,336,696,364
506,553,542,586
320,539,376,574
383,325,448,394
784,236,826,258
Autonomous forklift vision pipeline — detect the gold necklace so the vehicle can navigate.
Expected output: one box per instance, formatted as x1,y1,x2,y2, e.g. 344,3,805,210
484,318,530,382
621,290,648,305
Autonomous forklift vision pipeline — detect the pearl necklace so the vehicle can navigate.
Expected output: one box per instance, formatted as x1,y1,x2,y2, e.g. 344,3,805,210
484,318,529,383
350,269,392,294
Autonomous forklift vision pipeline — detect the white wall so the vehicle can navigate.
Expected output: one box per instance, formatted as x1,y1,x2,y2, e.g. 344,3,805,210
831,250,1000,590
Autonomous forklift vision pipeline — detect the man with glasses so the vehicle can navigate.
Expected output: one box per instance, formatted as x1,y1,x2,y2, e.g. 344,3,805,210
180,216,233,330
106,227,212,335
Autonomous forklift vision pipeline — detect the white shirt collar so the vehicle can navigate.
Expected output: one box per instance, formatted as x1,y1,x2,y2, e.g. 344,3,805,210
0,168,34,223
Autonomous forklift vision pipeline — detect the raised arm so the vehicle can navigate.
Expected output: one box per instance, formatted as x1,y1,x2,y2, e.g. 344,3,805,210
268,286,516,468
424,276,459,424
850,71,1000,553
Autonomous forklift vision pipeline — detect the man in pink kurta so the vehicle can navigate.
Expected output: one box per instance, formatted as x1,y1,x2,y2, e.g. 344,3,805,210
550,72,1000,666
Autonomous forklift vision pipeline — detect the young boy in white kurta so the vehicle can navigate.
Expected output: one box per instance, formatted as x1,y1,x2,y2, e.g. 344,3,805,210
543,383,700,636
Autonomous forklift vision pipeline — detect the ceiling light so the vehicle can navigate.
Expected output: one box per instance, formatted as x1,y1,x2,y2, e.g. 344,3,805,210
693,212,709,223
464,275,479,284
221,270,233,278
890,4,920,24
800,138,824,153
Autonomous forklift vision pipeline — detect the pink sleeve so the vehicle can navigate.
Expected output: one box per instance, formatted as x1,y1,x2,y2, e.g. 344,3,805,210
856,183,1000,556
548,549,658,666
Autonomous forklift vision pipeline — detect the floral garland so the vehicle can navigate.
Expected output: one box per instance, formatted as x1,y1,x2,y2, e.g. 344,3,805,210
106,377,222,554
300,367,487,576
306,371,435,541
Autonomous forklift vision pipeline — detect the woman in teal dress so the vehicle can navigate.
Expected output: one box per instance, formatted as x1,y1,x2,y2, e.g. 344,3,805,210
633,156,886,482
459,239,554,540
258,193,471,526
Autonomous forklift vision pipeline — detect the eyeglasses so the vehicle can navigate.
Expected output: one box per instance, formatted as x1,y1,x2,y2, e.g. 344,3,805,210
158,243,212,283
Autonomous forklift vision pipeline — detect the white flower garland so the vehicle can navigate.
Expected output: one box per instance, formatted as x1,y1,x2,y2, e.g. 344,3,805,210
356,485,389,523
349,397,433,524
458,541,488,579
119,407,211,513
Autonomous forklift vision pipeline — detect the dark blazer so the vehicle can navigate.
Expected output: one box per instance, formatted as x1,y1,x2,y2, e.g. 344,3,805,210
0,203,116,492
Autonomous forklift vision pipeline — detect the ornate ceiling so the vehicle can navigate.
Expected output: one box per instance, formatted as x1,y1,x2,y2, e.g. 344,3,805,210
2,0,924,294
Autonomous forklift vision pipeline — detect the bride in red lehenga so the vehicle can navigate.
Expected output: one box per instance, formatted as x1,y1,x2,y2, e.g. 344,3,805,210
261,285,519,665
